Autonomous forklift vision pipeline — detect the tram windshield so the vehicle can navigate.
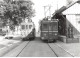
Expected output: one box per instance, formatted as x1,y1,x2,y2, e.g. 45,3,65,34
49,23,53,31
42,23,48,31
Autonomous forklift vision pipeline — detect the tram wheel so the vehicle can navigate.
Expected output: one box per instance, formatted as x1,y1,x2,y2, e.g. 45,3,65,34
29,37,33,40
42,40,46,43
22,38,26,41
47,40,50,43
48,41,53,43
53,39,56,43
32,37,35,40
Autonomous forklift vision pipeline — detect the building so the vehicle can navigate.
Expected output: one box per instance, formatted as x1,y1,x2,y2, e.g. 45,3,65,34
58,2,80,43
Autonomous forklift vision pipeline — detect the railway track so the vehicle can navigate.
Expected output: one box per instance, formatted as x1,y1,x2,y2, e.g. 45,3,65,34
47,43,74,57
16,41,31,57
17,39,56,57
55,43,74,57
2,38,75,57
47,43,58,57
16,41,74,57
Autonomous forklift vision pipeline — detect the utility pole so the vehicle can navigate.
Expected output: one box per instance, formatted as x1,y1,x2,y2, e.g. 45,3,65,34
57,0,58,10
43,5,52,18
49,5,51,18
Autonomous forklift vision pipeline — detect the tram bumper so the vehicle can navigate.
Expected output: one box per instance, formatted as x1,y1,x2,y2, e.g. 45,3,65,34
41,37,48,40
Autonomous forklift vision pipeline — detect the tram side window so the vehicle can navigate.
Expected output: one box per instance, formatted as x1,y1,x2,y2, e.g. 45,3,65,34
21,25,25,29
29,25,32,29
42,23,48,31
26,25,28,29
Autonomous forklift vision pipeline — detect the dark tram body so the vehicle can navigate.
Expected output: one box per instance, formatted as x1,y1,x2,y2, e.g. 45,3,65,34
26,28,35,40
40,19,58,42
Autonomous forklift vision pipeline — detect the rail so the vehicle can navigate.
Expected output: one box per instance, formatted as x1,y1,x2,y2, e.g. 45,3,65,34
47,43,74,57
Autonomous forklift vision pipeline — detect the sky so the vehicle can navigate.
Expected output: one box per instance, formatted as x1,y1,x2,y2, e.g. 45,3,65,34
0,0,78,32
0,0,67,32
31,0,67,32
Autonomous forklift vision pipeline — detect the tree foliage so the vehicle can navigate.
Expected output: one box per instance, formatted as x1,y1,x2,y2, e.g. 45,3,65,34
0,0,35,27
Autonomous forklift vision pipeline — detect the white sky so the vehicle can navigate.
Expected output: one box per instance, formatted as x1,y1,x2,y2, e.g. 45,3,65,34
1,0,78,32
31,0,67,32
0,0,67,32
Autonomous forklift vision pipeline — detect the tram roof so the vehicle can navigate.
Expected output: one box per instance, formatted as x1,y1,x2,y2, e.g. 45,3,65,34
21,21,34,25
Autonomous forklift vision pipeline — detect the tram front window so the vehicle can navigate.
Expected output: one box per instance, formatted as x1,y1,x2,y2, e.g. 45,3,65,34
42,23,48,31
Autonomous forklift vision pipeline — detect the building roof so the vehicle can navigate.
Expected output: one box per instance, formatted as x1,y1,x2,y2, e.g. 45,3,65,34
63,3,80,15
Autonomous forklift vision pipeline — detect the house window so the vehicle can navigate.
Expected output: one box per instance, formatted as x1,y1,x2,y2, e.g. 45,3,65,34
76,15,80,24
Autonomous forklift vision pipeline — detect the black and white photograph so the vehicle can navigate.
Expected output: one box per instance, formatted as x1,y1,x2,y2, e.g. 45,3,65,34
0,0,80,57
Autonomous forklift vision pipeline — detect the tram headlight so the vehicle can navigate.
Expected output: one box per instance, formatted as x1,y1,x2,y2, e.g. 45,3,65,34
55,33,57,35
44,34,47,36
42,37,44,39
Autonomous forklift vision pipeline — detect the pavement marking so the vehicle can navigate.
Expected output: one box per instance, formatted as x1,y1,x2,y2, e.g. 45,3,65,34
7,44,13,46
0,41,20,52
0,47,7,51
0,44,13,51
13,41,20,43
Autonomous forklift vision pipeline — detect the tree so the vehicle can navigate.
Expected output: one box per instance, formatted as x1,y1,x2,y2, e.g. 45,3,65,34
0,0,35,30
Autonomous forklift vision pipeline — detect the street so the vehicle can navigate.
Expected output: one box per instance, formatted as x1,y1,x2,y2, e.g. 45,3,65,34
0,0,80,57
2,37,78,57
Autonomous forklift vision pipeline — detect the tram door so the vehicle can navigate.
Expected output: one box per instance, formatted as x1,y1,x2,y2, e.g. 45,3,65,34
41,22,49,40
41,20,58,41
48,20,58,40
49,22,54,40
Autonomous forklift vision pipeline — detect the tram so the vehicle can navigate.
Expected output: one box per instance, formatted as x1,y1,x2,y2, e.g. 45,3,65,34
40,18,58,43
40,0,80,43
21,20,35,41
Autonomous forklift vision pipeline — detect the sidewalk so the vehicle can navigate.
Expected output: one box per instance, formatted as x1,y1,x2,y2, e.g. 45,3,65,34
56,41,80,57
0,37,22,56
0,36,5,42
0,37,21,49
0,39,21,45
